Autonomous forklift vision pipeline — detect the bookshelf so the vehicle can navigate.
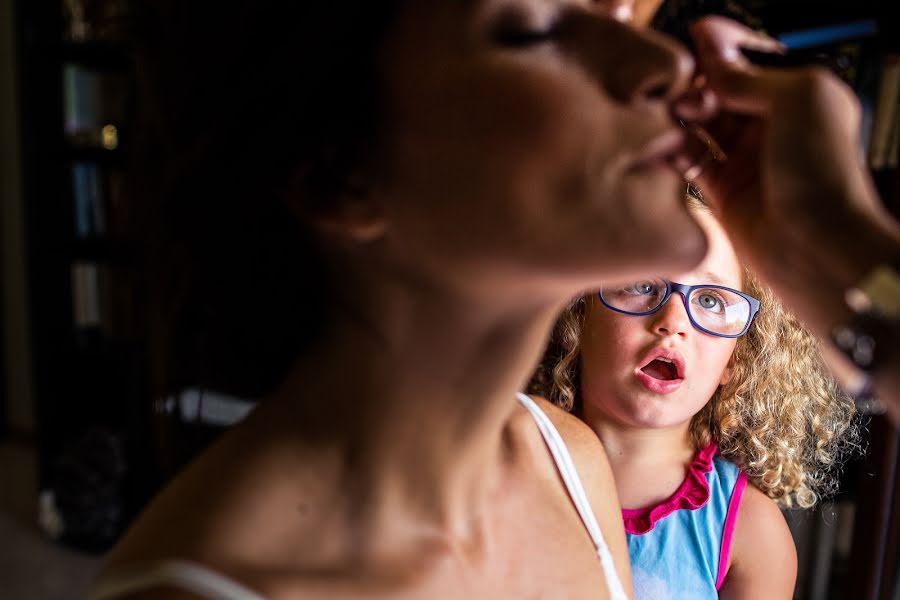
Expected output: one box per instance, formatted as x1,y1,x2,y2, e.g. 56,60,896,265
14,0,158,553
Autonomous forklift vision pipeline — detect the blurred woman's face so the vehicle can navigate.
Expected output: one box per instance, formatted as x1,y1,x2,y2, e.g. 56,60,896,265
365,0,709,299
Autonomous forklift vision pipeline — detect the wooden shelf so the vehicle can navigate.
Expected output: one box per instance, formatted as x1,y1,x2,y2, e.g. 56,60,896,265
66,143,126,164
70,237,136,264
60,40,132,70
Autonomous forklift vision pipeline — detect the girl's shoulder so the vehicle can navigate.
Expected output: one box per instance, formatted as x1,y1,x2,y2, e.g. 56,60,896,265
733,483,793,546
720,482,797,596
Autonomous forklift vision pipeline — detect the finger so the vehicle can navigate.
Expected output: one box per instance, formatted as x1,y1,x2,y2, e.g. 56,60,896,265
741,30,788,55
693,51,786,114
688,16,793,114
691,114,761,206
689,16,784,65
700,57,858,134
673,83,718,122
690,16,761,62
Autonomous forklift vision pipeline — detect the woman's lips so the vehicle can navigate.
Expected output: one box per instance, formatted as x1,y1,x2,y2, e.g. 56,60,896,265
626,129,686,173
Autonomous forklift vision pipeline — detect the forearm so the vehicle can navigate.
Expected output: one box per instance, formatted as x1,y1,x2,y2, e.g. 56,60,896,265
762,205,900,417
768,205,898,331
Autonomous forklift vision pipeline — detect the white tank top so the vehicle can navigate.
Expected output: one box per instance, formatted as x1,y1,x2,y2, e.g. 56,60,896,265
88,393,628,600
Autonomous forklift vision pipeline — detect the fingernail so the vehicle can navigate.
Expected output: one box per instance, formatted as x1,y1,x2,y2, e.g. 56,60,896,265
756,30,789,53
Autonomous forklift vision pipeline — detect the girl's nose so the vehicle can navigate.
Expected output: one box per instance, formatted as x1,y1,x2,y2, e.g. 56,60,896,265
650,293,691,338
561,13,695,105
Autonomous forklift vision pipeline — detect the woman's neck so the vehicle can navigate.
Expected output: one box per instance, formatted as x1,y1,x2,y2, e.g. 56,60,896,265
258,277,566,560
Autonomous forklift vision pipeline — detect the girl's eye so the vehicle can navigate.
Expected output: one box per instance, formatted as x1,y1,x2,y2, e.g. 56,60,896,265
699,295,718,308
695,293,724,312
625,281,660,295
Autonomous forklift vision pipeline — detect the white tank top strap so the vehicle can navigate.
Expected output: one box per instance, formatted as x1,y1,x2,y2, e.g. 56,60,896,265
87,559,265,600
515,392,629,600
89,395,626,600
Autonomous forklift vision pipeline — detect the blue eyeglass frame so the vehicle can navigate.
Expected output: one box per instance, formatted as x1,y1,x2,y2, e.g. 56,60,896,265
598,280,762,338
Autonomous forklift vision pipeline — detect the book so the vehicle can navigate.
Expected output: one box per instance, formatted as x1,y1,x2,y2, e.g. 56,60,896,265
63,0,130,42
63,64,100,143
71,261,103,329
72,162,106,237
62,64,126,149
868,54,900,170
887,97,900,168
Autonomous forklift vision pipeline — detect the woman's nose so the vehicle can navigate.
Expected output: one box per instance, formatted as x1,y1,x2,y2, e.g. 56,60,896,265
650,294,692,338
562,13,696,105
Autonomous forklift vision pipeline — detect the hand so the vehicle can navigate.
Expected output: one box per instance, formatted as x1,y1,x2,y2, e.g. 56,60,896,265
681,17,897,332
633,0,664,27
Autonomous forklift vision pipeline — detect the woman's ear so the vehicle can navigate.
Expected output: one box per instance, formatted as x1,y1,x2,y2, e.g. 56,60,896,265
312,195,389,243
719,352,736,386
287,172,389,243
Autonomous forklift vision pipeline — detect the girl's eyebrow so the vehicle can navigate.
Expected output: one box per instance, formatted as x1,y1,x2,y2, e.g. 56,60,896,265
700,271,728,286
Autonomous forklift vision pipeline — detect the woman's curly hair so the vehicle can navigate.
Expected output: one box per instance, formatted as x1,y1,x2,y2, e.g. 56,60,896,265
529,194,860,509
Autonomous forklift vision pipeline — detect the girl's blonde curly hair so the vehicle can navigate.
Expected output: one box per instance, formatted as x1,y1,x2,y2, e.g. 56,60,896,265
529,194,860,509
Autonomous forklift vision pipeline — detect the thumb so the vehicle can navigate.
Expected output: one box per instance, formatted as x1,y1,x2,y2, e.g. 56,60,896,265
689,17,788,114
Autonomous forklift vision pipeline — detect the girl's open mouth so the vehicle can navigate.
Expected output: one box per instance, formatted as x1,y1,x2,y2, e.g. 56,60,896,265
641,358,679,381
634,350,685,394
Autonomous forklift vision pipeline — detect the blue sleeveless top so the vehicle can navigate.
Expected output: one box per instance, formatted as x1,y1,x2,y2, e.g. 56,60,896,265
623,443,748,599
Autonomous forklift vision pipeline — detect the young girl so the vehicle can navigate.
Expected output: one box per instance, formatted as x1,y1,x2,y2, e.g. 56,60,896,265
531,193,859,598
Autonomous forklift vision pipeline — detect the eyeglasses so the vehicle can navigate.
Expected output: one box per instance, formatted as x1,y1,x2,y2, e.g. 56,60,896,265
598,278,761,338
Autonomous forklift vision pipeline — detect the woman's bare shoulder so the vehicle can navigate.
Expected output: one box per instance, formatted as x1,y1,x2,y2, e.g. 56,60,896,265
520,395,609,464
101,422,343,581
514,394,632,595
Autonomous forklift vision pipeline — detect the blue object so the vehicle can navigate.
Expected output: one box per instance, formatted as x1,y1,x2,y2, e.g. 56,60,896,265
777,20,878,50
72,163,103,237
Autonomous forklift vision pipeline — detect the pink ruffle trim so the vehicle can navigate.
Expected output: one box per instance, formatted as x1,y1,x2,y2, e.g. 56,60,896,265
622,442,717,535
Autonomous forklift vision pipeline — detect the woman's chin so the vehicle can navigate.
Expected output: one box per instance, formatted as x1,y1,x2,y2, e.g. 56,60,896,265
633,212,708,276
660,222,708,271
584,231,707,286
